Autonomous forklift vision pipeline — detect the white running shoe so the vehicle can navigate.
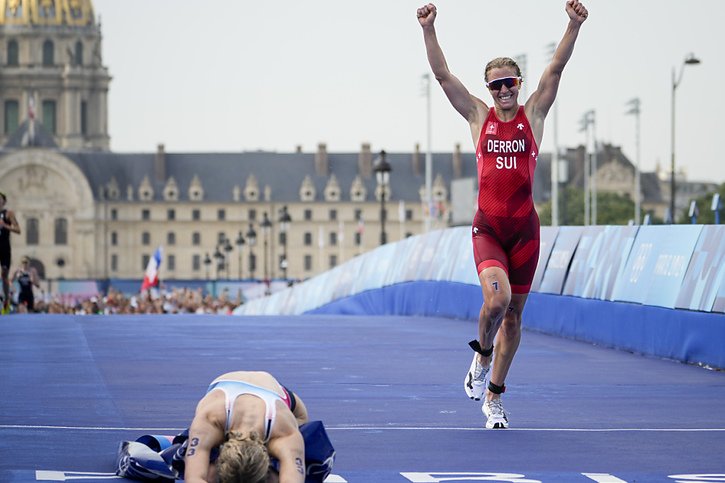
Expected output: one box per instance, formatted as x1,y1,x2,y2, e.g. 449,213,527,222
482,398,509,429
463,353,488,401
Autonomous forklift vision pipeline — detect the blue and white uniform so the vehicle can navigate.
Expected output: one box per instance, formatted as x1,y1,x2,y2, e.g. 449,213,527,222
206,379,294,442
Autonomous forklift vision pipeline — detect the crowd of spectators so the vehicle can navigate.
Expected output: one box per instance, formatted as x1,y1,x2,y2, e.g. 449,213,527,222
14,286,241,315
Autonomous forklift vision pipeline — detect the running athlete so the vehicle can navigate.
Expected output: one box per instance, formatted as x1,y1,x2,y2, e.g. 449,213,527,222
12,256,41,313
418,1,588,428
184,370,309,483
0,192,21,314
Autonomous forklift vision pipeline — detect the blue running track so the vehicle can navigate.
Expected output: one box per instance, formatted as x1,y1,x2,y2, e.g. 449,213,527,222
1,314,724,483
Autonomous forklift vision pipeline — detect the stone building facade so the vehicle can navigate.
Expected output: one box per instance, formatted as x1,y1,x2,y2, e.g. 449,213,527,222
2,0,715,286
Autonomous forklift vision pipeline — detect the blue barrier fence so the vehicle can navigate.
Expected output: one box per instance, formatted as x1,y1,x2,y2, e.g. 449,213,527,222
233,225,725,368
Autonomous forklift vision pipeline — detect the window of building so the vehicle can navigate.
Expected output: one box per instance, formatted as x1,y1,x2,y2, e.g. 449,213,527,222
42,100,56,134
279,232,287,245
111,254,118,272
42,39,54,66
4,100,19,134
80,100,87,136
111,231,118,246
74,41,83,66
329,232,337,246
217,232,226,245
167,209,175,221
6,40,19,66
354,232,362,246
192,209,201,221
354,209,362,221
54,218,67,245
167,232,176,245
141,209,150,221
167,254,176,271
192,254,201,271
303,232,312,246
329,255,338,268
26,218,39,245
406,209,413,221
329,209,337,221
142,255,149,271
192,232,201,246
304,209,312,221
142,232,150,245
217,209,226,221
304,255,312,271
248,209,256,221
111,208,118,220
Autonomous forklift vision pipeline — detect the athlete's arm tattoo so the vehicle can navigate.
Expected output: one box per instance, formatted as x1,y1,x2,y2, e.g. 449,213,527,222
295,457,304,474
187,437,200,456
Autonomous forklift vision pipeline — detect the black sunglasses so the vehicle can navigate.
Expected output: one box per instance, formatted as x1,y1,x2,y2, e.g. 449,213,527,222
485,76,522,90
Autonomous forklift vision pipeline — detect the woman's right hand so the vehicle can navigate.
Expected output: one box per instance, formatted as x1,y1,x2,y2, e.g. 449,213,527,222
416,3,437,27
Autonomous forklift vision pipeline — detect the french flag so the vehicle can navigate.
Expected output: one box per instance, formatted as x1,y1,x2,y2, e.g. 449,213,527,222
141,246,163,291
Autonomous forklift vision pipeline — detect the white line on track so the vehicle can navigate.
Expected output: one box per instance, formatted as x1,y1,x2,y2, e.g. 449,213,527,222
3,424,725,432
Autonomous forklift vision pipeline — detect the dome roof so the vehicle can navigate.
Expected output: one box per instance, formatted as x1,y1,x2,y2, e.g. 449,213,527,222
0,0,95,27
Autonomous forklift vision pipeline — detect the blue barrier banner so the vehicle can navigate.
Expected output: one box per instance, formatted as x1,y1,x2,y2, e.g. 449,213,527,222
581,225,639,300
562,226,605,297
612,225,703,308
676,225,725,312
531,226,558,292
713,280,725,313
538,226,583,294
430,228,468,282
447,227,478,285
390,235,424,284
414,230,446,281
356,244,396,292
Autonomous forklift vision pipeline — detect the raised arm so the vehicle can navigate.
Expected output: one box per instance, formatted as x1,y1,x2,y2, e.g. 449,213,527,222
526,0,588,141
418,3,483,124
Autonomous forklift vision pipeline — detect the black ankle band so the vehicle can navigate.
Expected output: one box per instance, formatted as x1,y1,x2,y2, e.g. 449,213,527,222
488,381,506,394
468,340,493,357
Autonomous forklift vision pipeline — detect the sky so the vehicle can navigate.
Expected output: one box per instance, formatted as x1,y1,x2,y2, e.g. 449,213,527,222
93,0,724,184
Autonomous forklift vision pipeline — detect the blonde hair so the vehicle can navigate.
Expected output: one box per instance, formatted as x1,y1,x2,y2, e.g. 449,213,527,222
216,431,270,483
484,57,522,82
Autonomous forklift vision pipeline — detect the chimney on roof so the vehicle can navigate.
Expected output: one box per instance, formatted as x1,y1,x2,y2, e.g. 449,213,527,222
358,142,372,178
315,143,329,176
154,143,166,182
412,143,421,176
452,143,462,178
295,145,303,153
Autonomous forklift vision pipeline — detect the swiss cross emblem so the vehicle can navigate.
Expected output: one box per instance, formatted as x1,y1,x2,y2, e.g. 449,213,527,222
485,122,498,135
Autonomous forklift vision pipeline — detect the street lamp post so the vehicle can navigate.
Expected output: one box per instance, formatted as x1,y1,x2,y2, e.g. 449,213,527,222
246,223,257,279
579,110,596,225
235,231,245,280
670,53,701,224
278,205,292,280
203,253,211,280
625,98,641,224
223,238,233,279
261,212,272,294
213,244,224,281
374,150,392,245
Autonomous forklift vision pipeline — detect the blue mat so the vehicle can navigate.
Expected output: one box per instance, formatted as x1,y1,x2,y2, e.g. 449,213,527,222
1,314,724,482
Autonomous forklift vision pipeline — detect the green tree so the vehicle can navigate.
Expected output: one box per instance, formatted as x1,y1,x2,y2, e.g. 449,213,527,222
677,183,725,224
538,187,656,226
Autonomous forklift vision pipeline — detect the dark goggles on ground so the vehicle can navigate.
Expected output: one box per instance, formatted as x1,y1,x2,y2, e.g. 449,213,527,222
485,76,522,90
